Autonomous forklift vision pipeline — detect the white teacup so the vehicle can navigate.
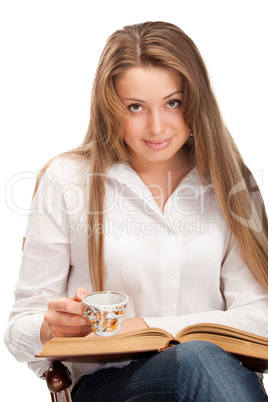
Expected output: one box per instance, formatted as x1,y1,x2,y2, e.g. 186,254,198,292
82,291,128,337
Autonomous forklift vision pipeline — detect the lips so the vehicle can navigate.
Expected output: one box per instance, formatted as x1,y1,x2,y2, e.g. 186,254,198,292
143,137,172,150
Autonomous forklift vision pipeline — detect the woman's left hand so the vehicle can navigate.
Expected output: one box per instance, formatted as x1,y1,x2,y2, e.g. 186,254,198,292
118,318,149,334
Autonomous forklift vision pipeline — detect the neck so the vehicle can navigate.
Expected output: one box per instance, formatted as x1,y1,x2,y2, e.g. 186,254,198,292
129,150,193,213
131,149,193,179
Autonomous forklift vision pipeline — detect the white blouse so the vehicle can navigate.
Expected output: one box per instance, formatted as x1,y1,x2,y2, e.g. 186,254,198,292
4,156,268,386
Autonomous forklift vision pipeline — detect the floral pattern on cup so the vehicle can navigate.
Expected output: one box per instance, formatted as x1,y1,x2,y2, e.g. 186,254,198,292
82,291,128,337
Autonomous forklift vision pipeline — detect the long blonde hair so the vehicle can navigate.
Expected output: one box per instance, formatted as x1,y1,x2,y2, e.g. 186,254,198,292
34,21,268,291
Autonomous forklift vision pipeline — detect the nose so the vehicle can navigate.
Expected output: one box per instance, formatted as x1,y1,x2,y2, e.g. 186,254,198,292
147,110,165,136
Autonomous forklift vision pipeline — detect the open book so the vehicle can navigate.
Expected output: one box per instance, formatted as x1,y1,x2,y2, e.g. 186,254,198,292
36,323,268,373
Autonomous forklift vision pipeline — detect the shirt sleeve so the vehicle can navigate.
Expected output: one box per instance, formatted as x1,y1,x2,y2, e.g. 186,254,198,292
4,158,71,363
143,233,268,337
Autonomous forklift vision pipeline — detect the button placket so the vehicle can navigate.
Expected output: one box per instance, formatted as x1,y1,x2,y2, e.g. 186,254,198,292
162,221,180,315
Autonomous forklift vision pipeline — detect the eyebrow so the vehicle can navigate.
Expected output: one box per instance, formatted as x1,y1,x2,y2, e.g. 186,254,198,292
122,90,183,103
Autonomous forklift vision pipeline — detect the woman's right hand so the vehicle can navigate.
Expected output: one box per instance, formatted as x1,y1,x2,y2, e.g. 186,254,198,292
40,287,91,344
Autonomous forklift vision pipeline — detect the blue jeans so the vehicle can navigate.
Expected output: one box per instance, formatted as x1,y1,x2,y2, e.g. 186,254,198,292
73,341,267,401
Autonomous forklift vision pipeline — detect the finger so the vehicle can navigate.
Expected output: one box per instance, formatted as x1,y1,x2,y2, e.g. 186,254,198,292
45,310,88,327
48,297,85,316
72,287,89,302
50,324,92,338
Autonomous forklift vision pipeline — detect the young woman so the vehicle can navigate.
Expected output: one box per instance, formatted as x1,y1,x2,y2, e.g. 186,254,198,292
5,21,268,401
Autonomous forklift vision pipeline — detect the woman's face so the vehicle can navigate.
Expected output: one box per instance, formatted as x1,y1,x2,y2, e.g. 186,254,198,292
115,66,191,170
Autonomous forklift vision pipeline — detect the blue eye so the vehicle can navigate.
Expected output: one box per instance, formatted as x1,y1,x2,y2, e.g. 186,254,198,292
167,100,181,108
128,104,142,112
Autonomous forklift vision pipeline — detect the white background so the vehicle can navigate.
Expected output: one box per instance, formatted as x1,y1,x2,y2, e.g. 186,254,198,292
1,0,267,399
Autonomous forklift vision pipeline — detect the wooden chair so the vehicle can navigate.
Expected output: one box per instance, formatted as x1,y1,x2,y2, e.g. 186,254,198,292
45,361,73,402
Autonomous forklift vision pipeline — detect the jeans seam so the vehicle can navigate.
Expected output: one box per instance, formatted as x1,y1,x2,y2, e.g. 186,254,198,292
126,391,175,401
257,377,267,396
72,376,86,399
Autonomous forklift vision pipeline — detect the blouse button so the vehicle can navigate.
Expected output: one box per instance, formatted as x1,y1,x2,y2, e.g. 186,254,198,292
169,274,175,280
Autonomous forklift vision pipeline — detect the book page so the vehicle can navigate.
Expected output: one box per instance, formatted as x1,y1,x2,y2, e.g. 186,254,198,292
179,332,268,360
177,323,268,346
38,327,173,358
